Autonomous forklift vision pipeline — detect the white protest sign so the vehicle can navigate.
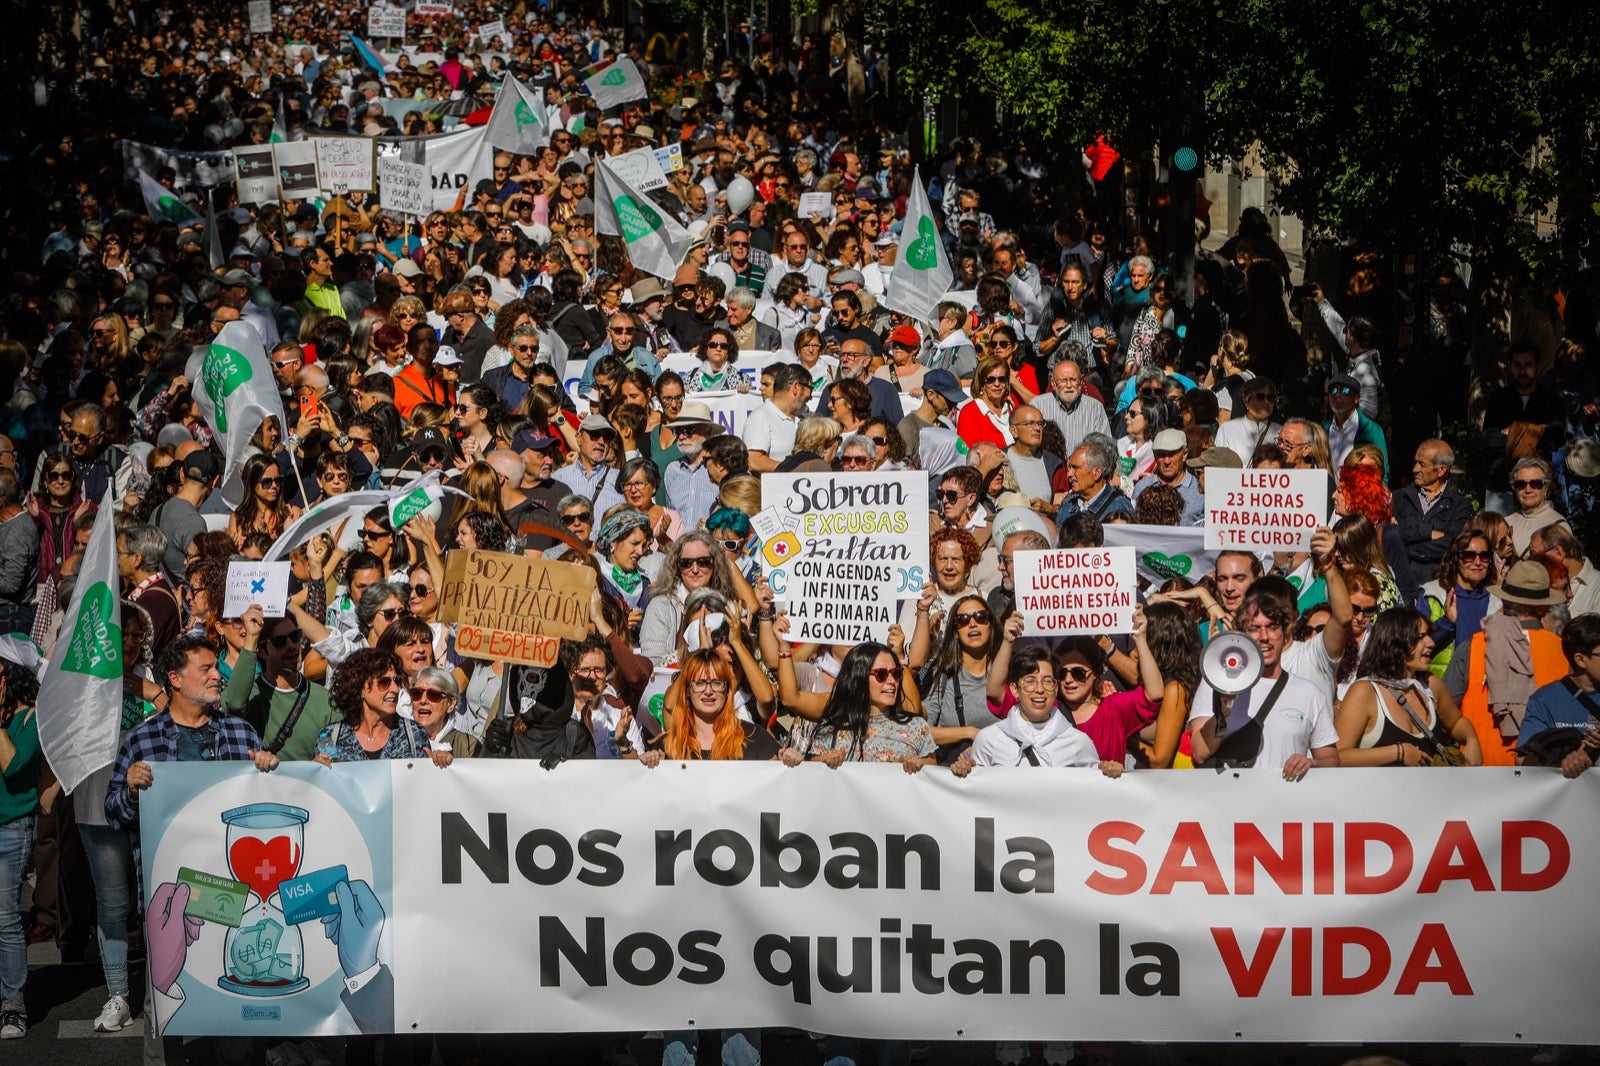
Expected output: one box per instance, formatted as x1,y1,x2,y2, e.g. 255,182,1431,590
414,0,453,15
1012,547,1137,637
797,191,833,220
232,145,278,205
379,156,430,216
760,471,929,644
694,390,764,439
222,561,292,618
248,0,273,34
607,145,669,192
313,137,376,193
1204,468,1329,552
272,141,321,198
654,143,685,174
368,5,406,36
377,125,487,211
478,19,505,41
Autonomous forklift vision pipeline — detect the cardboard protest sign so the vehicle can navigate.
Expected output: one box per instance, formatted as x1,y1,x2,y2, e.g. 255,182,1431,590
222,561,292,618
1204,468,1329,552
1011,547,1137,637
759,471,929,644
655,143,684,174
313,137,376,193
439,550,595,667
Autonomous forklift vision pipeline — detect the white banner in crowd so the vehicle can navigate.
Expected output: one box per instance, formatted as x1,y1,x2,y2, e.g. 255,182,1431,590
377,125,488,211
606,145,670,192
247,0,273,34
1012,547,1136,637
140,763,1600,1042
1204,468,1330,553
759,471,929,644
1103,523,1220,586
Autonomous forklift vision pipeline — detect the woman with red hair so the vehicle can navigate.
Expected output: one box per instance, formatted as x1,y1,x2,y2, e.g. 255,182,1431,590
1335,462,1420,608
639,650,780,763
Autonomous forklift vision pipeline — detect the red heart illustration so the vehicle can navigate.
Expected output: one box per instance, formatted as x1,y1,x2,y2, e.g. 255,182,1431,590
229,835,303,901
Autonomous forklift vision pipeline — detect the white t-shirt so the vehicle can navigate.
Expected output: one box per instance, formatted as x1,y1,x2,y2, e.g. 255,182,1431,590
743,400,799,462
1215,416,1282,466
1281,637,1337,701
1188,670,1337,772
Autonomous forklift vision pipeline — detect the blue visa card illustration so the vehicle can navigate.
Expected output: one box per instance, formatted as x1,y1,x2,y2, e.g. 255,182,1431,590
278,865,348,925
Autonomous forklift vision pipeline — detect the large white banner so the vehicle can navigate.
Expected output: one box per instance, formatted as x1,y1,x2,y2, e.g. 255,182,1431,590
140,763,1600,1042
377,125,488,211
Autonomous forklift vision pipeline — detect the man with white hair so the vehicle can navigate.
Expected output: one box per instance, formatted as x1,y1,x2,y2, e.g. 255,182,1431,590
724,287,781,351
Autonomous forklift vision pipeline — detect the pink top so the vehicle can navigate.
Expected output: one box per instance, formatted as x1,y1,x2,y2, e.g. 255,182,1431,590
988,688,1159,762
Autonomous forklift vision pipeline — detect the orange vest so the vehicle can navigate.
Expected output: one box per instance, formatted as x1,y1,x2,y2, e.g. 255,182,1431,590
1457,627,1568,766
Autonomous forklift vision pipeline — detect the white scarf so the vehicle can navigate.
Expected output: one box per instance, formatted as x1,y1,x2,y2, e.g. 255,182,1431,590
996,707,1077,767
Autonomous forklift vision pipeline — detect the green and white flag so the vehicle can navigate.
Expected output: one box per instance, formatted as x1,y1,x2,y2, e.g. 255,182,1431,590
594,157,691,281
483,76,549,155
36,487,124,795
263,471,467,562
140,171,203,227
883,167,954,325
581,57,648,110
186,321,287,509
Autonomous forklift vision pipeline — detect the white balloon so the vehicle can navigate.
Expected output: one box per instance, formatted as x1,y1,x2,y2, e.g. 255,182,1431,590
706,261,737,293
725,175,755,217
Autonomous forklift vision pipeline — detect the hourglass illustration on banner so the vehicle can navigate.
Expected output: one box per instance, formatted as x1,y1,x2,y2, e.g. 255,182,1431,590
218,803,311,996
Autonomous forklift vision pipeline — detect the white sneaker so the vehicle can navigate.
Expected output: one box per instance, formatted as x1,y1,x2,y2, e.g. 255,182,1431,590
94,995,133,1033
0,1009,25,1039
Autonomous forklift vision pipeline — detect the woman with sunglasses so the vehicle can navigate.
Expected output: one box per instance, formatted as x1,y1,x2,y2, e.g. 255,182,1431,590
912,593,1000,764
29,456,92,603
1506,456,1568,556
408,667,478,759
779,641,934,771
640,531,751,661
1115,391,1173,494
1334,569,1384,698
990,607,1164,765
1419,530,1501,683
453,384,504,467
706,507,759,583
389,295,428,335
227,454,299,548
314,648,447,767
684,327,748,395
543,494,595,561
955,354,1017,449
595,509,657,636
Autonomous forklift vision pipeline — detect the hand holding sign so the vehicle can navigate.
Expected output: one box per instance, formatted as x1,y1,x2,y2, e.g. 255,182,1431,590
223,561,291,618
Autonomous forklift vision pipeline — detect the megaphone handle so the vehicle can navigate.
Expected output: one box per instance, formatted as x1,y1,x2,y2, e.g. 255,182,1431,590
1214,692,1235,736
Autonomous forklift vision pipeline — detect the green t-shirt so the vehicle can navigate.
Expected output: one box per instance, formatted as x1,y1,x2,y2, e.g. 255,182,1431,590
0,708,43,825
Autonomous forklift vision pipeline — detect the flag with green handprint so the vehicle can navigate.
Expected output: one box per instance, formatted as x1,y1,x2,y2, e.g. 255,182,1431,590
140,171,203,227
186,321,287,509
581,57,647,110
36,488,124,795
884,167,954,325
594,157,691,281
483,76,548,155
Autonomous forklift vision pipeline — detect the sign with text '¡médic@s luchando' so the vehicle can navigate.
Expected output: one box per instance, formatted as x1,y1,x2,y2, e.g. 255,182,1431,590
757,471,929,645
438,549,595,667
1204,467,1330,553
141,762,1600,1043
1011,547,1136,637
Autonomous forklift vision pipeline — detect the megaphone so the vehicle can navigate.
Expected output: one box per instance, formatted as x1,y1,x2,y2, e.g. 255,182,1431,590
1200,631,1263,695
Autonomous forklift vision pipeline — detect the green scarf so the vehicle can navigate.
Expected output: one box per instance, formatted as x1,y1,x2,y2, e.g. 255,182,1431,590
610,563,644,595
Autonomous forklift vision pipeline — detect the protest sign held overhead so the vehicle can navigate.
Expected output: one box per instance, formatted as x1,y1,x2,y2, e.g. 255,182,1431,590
759,471,929,644
232,145,277,204
1012,547,1137,637
313,137,375,193
439,551,596,667
1204,468,1329,552
367,5,405,37
482,76,548,156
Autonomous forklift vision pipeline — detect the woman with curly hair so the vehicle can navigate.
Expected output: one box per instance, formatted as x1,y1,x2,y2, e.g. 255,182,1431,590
684,326,748,395
824,376,871,437
861,415,913,471
899,526,984,645
314,647,446,766
1335,607,1483,767
227,453,299,547
1133,599,1205,767
639,530,754,660
1334,461,1420,606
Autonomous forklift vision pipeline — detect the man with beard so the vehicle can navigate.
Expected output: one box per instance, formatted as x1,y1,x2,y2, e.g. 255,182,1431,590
661,402,724,532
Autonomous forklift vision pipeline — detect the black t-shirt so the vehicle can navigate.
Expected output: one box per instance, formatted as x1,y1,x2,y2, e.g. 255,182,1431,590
647,721,780,761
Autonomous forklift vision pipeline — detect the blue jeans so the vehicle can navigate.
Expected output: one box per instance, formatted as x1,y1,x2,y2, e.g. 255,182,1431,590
79,823,133,998
662,1029,761,1066
0,816,34,1013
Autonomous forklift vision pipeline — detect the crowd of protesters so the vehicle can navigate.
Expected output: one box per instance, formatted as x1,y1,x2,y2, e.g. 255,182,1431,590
1,1,1599,1063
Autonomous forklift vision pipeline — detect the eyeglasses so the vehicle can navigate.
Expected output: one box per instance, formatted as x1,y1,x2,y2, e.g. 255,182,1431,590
373,607,407,622
410,583,435,598
561,512,592,526
866,436,889,447
1018,676,1055,692
264,632,302,649
1010,420,1043,430
727,240,749,247
840,456,871,468
358,528,391,540
661,394,684,406
396,312,420,320
513,344,537,353
689,678,730,693
1274,437,1306,450
679,556,713,572
1300,622,1328,636
573,665,607,678
46,469,73,482
321,471,351,483
952,610,991,627
1513,478,1546,490
867,666,899,683
409,687,451,704
372,674,401,688
1350,605,1378,618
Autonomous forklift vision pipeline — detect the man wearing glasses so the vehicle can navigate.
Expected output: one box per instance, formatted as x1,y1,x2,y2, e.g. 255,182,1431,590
817,339,900,424
1323,371,1387,470
483,326,541,411
553,414,623,515
577,313,660,394
714,219,769,295
223,605,340,763
662,402,724,532
765,226,827,298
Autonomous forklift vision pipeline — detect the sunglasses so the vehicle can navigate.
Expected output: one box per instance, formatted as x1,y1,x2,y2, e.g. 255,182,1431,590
678,556,713,572
1329,385,1355,395
410,583,434,597
984,375,1009,385
264,632,302,648
936,489,962,502
372,674,402,688
1459,550,1493,562
867,436,889,447
358,527,391,540
1300,622,1327,636
1060,665,1094,683
374,607,408,622
271,357,301,369
1351,605,1378,618
1513,479,1546,490
561,512,593,526
716,537,743,552
63,429,95,444
46,470,74,482
867,667,898,683
952,610,991,627
256,476,283,487
705,341,730,350
409,688,451,704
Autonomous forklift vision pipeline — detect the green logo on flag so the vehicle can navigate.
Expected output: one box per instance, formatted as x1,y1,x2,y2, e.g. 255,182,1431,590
905,215,940,270
600,68,627,87
613,194,662,243
62,582,123,680
390,488,431,528
201,344,254,433
157,195,192,223
1141,551,1193,579
514,100,538,130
